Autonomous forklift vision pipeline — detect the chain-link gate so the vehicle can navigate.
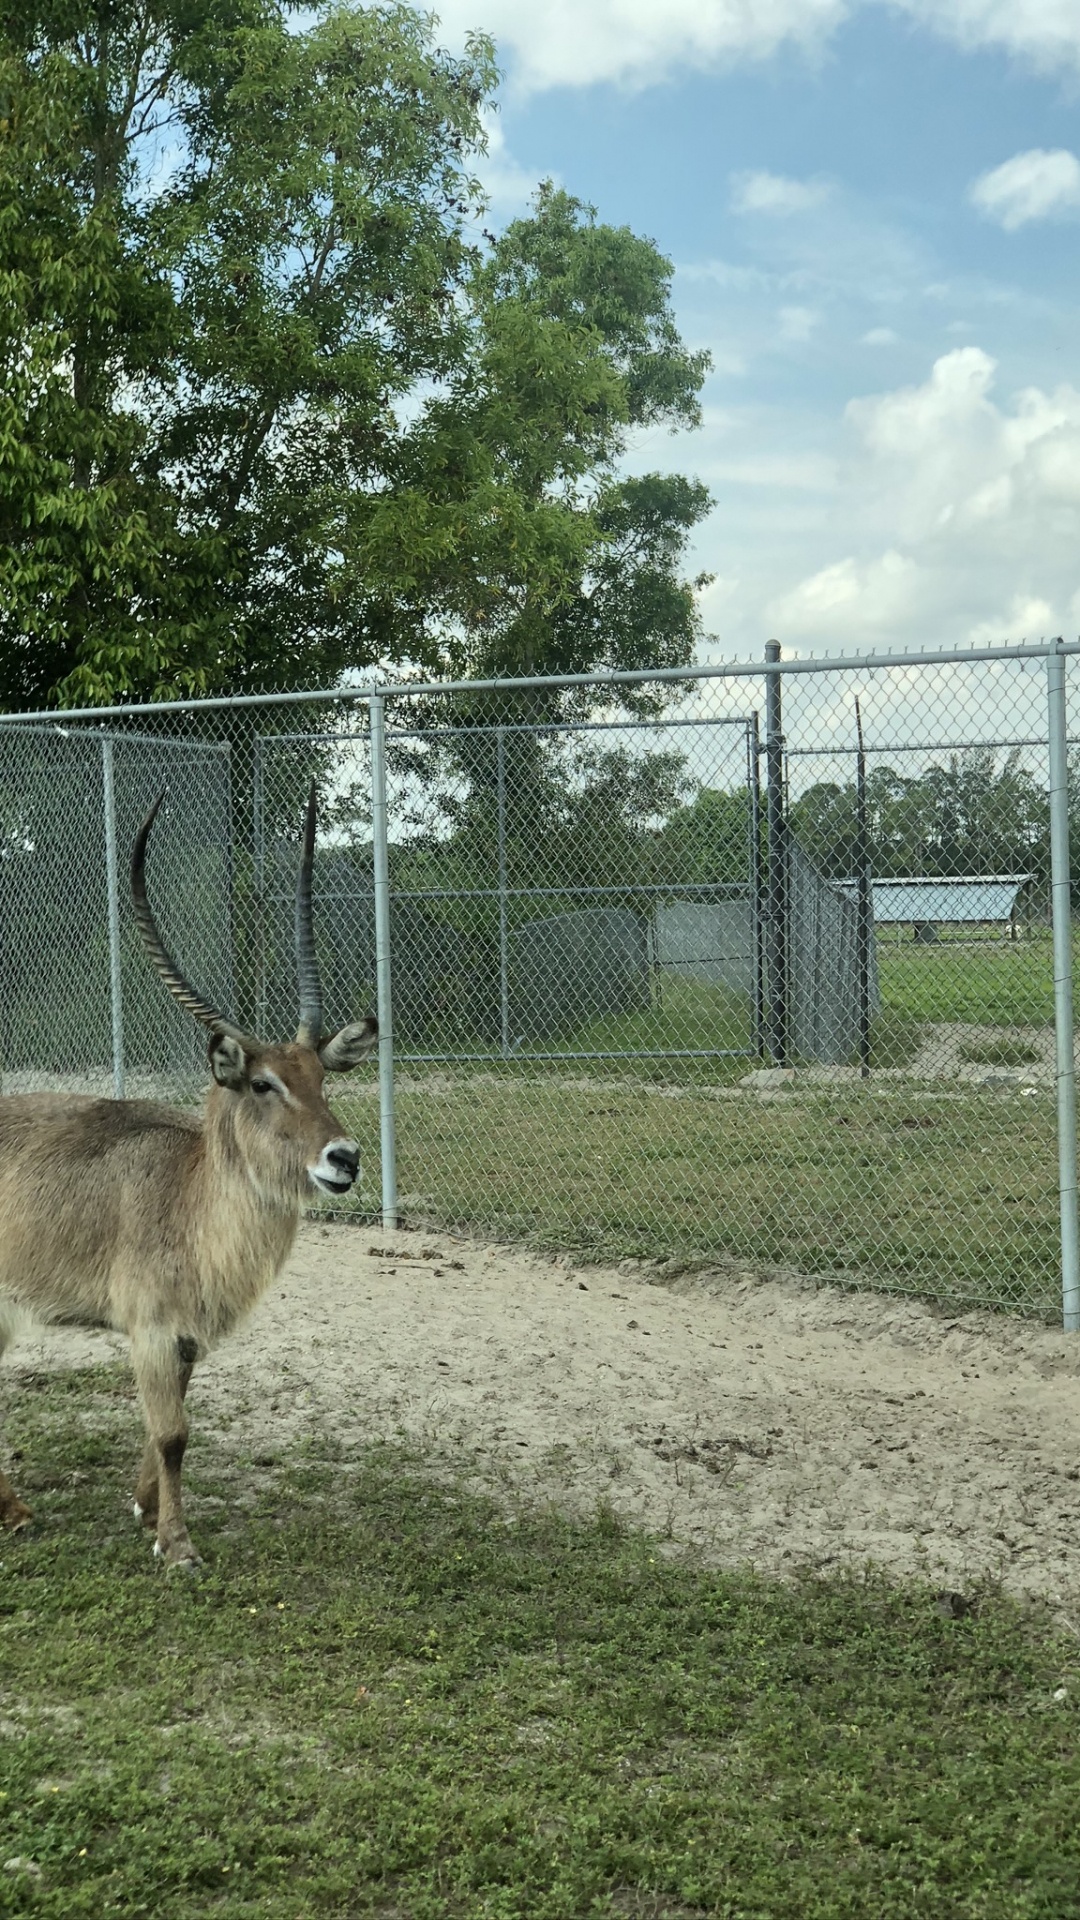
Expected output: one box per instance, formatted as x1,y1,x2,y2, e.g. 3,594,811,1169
1,641,1078,1322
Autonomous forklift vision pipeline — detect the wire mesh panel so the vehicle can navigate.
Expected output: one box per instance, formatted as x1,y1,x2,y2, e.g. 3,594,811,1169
378,690,761,1065
0,726,234,1096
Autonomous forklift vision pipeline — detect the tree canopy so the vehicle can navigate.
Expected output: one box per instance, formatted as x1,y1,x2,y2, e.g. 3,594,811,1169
790,750,1051,890
0,2,711,710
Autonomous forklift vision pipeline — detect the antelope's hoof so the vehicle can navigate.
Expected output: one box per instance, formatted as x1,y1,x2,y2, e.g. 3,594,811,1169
153,1537,203,1574
1,1498,33,1533
133,1500,158,1529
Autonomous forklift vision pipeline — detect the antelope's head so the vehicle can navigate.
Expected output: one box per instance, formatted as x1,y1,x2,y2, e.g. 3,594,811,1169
131,787,377,1201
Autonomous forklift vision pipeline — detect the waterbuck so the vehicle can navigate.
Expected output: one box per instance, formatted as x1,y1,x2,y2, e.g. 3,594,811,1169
0,786,377,1569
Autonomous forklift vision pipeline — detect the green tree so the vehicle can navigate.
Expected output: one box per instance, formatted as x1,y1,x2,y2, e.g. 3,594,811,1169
651,785,754,886
0,0,495,707
790,751,1049,886
1,18,711,712
357,184,711,695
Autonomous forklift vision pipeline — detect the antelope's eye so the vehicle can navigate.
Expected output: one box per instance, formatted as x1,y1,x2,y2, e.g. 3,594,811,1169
250,1077,275,1097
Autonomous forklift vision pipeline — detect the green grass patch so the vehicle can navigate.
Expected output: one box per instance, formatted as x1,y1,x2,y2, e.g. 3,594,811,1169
866,1010,926,1069
2,1371,1079,1918
876,936,1055,1028
958,1038,1043,1069
399,976,756,1086
337,1083,1061,1315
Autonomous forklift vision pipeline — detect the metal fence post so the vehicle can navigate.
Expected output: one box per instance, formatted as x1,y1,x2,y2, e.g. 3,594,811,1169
497,726,510,1058
369,694,398,1231
1047,643,1080,1329
748,713,765,1058
854,697,872,1079
101,736,126,1100
252,737,268,1039
764,642,788,1066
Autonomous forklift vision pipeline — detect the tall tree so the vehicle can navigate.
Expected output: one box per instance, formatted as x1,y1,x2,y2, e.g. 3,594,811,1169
0,16,711,711
355,184,712,697
0,0,495,707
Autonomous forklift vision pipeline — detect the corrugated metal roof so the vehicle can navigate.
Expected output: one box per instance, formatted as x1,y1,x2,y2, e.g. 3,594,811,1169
838,875,1032,923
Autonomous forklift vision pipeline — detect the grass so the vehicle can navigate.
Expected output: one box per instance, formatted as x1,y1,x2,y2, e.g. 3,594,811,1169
336,1082,1062,1315
342,938,1063,1316
876,934,1055,1029
958,1039,1043,1069
2,1367,1080,1918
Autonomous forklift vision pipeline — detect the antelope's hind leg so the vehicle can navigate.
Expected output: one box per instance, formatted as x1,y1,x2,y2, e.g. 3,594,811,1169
130,1330,200,1570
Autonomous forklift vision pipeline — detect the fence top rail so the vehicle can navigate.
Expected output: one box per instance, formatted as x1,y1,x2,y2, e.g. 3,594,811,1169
253,713,755,749
0,638,1077,729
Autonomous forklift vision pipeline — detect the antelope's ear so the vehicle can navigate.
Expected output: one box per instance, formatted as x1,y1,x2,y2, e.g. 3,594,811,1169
208,1031,249,1090
319,1016,378,1073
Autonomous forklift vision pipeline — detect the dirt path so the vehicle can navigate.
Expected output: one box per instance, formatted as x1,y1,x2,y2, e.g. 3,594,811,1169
12,1223,1080,1612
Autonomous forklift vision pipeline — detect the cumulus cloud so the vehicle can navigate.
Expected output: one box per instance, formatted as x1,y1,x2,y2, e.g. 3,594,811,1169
432,0,1080,93
730,170,831,216
768,550,921,636
894,0,1080,77
778,305,820,342
969,148,1080,230
731,348,1080,654
434,0,848,93
475,112,549,212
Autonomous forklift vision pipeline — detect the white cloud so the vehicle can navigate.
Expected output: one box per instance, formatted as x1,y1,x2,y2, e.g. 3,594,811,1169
694,346,1080,657
768,550,920,636
433,0,1080,94
475,112,549,212
846,346,997,462
967,594,1058,645
893,1,1080,77
434,0,848,94
969,149,1080,230
730,171,831,216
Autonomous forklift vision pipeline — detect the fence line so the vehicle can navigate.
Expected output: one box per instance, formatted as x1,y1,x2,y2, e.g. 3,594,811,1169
1,640,1079,1322
2,636,1080,729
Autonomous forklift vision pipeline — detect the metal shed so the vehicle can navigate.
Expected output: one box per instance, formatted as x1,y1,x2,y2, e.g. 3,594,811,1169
839,875,1032,941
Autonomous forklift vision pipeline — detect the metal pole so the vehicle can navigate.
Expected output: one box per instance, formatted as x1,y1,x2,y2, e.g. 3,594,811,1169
101,737,126,1100
748,713,765,1057
369,695,398,1231
1047,643,1080,1330
764,642,788,1066
253,737,267,1039
497,727,510,1059
854,697,872,1080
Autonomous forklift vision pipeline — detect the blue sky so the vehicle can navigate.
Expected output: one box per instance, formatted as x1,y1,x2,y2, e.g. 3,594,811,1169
432,0,1080,663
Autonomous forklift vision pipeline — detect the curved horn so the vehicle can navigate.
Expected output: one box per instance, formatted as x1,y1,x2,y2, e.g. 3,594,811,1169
131,792,244,1037
294,782,324,1048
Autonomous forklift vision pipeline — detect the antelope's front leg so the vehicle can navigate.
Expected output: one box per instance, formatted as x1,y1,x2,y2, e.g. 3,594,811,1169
130,1330,200,1570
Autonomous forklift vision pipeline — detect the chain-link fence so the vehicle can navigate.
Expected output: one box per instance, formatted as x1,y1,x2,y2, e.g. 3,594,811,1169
2,641,1079,1321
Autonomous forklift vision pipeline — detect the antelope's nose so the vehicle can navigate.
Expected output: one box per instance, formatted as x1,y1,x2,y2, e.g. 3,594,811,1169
326,1142,360,1187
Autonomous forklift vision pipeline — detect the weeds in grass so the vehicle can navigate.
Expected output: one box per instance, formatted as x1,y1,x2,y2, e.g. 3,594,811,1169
1,1372,1079,1918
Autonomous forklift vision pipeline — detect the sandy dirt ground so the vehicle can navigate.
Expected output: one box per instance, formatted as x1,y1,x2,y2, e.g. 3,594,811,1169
10,1221,1080,1614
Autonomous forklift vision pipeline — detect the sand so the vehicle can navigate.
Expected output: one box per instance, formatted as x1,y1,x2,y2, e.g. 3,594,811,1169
10,1221,1080,1612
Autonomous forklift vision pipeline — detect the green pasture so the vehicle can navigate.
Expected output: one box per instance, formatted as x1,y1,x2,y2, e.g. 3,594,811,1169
2,1376,1079,1919
876,931,1056,1029
338,1080,1061,1315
